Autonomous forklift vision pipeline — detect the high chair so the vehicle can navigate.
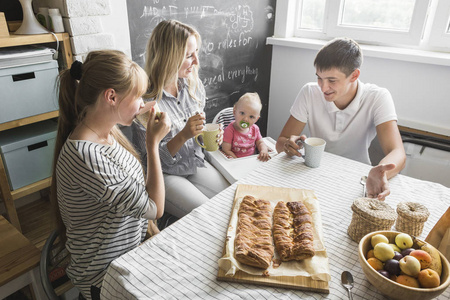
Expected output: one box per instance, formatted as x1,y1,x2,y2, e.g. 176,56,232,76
206,107,278,184
212,107,234,129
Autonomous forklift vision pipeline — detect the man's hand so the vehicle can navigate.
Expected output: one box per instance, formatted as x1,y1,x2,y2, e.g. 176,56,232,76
283,135,306,157
366,164,396,200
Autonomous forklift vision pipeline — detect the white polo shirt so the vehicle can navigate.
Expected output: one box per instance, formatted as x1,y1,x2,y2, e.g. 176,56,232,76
290,80,397,165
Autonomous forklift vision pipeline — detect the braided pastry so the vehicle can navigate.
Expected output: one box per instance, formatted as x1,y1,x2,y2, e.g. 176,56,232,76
235,195,274,269
273,201,315,261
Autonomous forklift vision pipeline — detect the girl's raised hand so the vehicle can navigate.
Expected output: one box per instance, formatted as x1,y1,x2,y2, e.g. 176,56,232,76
146,107,171,147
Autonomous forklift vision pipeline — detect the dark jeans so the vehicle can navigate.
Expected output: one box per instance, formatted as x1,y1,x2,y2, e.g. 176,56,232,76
78,286,101,300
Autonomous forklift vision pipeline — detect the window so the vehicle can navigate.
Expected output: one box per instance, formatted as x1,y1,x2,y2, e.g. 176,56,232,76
339,0,416,31
427,0,450,49
282,0,450,51
298,0,326,31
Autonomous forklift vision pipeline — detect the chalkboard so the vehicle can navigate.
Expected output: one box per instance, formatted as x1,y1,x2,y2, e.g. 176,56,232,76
126,0,276,136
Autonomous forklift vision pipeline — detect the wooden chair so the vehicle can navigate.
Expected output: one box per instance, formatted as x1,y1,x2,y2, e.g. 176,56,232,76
39,229,74,299
0,216,45,299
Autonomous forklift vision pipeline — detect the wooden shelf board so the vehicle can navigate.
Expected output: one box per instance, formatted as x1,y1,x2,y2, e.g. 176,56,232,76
0,32,68,47
11,177,52,201
0,111,59,132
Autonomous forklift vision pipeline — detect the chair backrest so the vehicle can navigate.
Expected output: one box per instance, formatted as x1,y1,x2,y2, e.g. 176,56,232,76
212,107,234,129
40,229,74,300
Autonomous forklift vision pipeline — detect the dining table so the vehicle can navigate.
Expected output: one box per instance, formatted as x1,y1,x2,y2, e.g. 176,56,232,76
101,151,450,299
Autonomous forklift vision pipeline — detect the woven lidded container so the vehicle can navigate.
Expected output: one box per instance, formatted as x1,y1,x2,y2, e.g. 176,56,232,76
348,198,397,242
395,201,430,237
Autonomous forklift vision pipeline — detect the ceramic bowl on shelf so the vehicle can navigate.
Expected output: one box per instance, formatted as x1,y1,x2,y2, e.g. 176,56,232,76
358,230,450,300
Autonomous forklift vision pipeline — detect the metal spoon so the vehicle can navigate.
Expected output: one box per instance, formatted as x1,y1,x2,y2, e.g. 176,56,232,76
341,271,354,300
360,176,367,197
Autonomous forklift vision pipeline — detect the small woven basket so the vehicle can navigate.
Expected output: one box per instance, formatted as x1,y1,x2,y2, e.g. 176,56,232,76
348,198,397,242
395,202,430,237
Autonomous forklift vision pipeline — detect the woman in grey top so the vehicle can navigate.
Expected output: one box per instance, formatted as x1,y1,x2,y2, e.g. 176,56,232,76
143,20,230,218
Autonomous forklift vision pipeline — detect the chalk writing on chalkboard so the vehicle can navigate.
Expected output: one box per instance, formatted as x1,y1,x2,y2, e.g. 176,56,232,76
127,0,275,134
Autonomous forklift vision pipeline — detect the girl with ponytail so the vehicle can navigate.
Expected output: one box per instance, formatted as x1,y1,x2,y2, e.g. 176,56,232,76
51,50,170,299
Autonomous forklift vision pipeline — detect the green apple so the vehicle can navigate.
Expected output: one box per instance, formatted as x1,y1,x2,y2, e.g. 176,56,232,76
388,243,401,252
395,233,413,250
374,242,395,262
399,255,421,277
371,234,389,248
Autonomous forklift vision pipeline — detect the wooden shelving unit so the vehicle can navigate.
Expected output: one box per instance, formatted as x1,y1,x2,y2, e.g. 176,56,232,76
0,32,72,233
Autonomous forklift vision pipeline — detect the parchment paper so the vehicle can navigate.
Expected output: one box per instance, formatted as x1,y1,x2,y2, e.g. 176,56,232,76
218,184,331,282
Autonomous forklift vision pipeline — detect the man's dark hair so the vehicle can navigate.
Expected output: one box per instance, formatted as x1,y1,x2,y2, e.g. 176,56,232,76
314,37,363,77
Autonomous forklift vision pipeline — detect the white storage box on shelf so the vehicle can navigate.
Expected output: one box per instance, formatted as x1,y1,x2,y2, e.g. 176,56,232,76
0,60,58,124
0,120,57,190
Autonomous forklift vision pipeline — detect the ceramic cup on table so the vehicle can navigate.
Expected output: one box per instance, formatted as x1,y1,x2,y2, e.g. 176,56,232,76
195,123,220,152
300,137,326,168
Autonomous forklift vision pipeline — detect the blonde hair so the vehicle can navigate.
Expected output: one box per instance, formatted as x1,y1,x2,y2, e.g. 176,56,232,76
235,92,262,112
144,19,203,102
51,50,149,241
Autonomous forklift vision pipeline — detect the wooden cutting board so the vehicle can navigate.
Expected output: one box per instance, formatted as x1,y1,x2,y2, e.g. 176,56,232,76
216,184,330,293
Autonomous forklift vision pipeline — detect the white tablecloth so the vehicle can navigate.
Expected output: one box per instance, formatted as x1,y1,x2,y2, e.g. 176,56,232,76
101,152,450,299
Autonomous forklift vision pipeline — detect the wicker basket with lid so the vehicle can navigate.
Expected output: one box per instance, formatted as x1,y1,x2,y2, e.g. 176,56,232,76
348,198,397,242
395,201,430,237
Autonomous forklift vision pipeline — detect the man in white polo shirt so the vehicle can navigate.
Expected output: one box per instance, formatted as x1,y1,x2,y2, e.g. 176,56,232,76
276,37,406,200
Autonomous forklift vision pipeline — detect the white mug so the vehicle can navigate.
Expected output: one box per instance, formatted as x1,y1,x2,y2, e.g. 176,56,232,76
300,137,326,168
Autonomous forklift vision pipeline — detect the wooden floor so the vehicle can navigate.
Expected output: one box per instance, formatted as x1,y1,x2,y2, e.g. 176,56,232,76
16,195,55,250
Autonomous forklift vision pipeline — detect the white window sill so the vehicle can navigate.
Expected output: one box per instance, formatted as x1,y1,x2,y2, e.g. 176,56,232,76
266,37,450,67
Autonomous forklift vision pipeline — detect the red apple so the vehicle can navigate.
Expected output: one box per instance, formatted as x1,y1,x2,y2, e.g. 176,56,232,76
410,250,432,269
367,257,384,271
417,268,440,288
397,274,420,288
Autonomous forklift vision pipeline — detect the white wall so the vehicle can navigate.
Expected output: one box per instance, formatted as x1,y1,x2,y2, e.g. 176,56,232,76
267,44,450,140
101,0,131,57
33,0,131,58
267,46,316,139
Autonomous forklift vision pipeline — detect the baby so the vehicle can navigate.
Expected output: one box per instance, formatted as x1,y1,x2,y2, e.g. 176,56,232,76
222,92,270,161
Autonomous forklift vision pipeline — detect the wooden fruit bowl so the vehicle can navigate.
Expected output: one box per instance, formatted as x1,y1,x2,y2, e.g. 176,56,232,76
358,230,450,300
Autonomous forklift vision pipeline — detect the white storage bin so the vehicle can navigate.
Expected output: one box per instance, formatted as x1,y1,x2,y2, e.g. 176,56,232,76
0,60,58,123
0,120,57,190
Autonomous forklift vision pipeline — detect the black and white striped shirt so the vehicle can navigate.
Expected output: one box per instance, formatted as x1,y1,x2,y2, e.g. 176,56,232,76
56,138,155,299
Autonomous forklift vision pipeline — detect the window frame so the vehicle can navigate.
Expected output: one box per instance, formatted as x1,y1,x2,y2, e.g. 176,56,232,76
293,0,431,46
427,0,450,49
